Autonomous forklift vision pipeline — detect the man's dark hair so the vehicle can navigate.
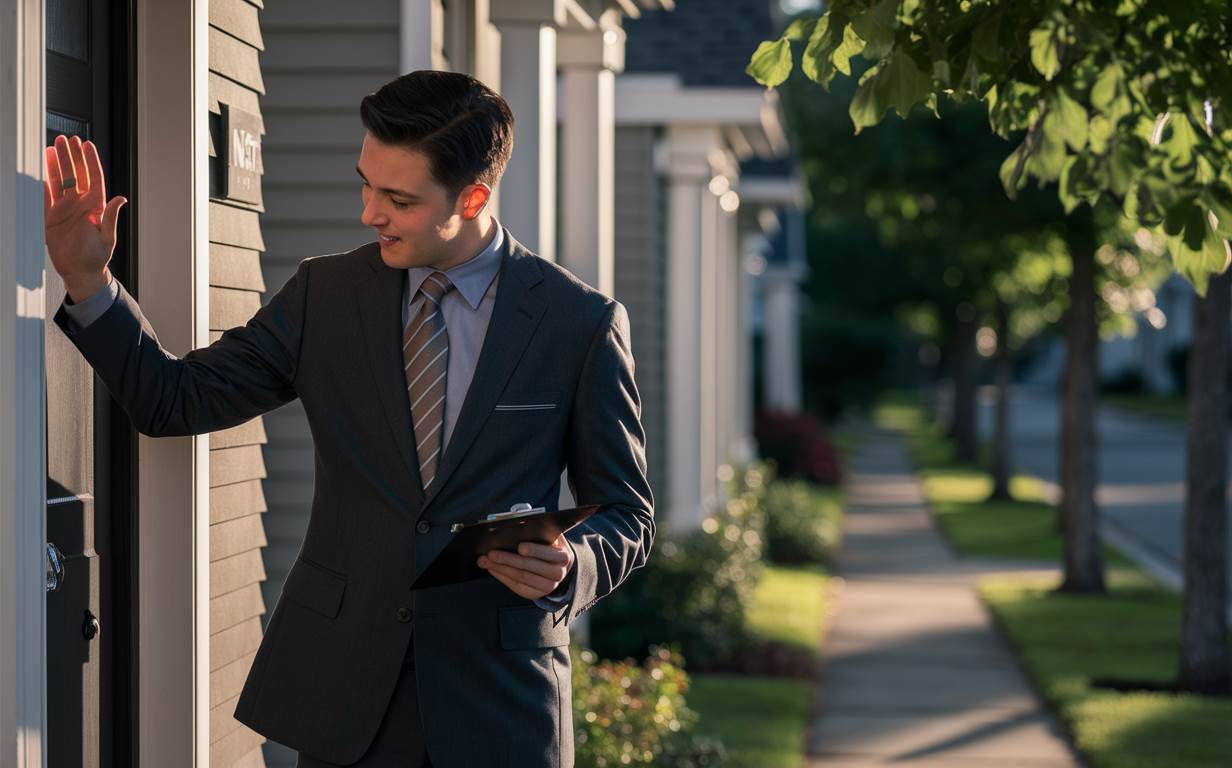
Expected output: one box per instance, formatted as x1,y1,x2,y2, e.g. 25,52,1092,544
360,70,515,197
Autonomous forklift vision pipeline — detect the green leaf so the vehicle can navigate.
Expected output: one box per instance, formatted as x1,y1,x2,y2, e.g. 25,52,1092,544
747,38,794,87
848,51,934,134
999,140,1031,198
1052,89,1089,151
1029,18,1064,81
801,14,841,84
1206,185,1232,238
851,0,898,59
1088,114,1113,154
972,12,1001,62
1168,218,1230,296
832,22,867,76
1091,62,1129,122
782,17,817,41
1030,114,1068,181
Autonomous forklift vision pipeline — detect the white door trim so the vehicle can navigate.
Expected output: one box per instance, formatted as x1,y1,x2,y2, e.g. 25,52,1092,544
134,0,211,764
0,0,49,765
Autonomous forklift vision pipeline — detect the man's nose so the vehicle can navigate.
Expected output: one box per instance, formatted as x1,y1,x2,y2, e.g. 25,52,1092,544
360,197,385,227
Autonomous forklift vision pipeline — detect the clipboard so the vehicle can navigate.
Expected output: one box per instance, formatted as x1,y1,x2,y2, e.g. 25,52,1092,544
410,503,600,590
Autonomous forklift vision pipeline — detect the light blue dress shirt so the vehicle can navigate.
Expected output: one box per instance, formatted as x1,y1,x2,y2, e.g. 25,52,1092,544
62,222,574,608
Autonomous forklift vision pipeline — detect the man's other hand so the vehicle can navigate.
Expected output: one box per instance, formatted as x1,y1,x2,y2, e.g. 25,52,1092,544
477,533,575,600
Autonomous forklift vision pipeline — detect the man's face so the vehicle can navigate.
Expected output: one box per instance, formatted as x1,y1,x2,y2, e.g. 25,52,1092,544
357,132,470,270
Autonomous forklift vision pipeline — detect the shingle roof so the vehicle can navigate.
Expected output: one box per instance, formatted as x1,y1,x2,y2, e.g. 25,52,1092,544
624,0,776,87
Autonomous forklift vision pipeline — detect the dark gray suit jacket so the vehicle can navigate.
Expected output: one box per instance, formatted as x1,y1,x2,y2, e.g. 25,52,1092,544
53,230,655,767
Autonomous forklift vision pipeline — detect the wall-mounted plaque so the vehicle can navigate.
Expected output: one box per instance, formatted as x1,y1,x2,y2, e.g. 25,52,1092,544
222,103,263,205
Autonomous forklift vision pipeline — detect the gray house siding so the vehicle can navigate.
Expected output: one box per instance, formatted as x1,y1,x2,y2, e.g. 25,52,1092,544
257,1,401,764
613,126,667,508
207,0,273,765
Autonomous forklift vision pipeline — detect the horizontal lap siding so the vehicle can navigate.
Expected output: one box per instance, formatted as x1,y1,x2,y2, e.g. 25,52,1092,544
208,1,270,765
614,127,668,507
259,1,401,764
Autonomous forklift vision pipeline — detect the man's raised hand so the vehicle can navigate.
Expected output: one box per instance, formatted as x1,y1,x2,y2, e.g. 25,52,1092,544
43,134,127,303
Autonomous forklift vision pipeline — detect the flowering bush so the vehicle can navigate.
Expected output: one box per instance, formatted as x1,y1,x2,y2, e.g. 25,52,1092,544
754,408,843,485
762,480,844,566
573,646,727,768
588,464,768,669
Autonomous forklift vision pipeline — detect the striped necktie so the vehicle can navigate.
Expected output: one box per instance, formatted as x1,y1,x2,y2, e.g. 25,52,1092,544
404,271,454,490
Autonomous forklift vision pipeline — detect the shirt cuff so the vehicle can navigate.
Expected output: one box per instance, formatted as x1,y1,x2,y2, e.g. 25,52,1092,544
62,276,119,333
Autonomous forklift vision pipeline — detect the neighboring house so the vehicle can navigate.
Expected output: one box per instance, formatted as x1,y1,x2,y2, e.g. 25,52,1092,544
618,0,804,531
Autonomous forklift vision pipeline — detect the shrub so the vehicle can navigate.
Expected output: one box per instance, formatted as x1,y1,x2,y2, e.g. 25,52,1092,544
754,408,843,485
572,646,728,768
588,464,768,669
762,480,844,566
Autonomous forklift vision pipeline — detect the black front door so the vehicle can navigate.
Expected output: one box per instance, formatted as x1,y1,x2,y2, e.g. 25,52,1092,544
45,1,136,766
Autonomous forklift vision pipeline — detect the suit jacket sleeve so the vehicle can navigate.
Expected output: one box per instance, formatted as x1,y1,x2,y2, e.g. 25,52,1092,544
559,300,655,625
51,259,311,437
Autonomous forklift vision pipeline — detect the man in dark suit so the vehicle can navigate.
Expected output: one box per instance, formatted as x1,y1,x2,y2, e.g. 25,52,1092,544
43,71,655,767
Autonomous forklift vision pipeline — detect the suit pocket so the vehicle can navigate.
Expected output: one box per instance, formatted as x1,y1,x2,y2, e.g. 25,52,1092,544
498,605,570,650
493,390,560,412
281,555,347,619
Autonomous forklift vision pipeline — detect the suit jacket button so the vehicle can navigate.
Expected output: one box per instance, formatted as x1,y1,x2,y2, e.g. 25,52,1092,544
416,520,431,534
396,607,412,623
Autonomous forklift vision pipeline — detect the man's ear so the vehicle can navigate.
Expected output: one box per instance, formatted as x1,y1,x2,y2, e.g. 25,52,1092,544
458,183,491,220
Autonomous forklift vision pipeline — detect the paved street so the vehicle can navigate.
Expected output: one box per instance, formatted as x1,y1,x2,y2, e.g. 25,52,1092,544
807,427,1082,767
974,386,1232,596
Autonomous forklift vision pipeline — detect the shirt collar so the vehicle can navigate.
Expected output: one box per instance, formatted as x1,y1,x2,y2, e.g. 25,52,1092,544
407,222,503,311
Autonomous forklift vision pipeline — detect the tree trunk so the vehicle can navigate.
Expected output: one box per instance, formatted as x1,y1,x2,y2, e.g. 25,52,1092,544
949,310,979,463
1059,230,1106,593
991,299,1013,500
1180,266,1232,695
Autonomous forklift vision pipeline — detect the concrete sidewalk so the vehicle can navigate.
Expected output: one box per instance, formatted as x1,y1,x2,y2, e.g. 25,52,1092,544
806,427,1083,767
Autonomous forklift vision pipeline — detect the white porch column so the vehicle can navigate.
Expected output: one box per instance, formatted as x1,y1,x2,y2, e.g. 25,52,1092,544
490,0,564,262
557,14,623,294
715,182,740,471
663,125,721,532
762,269,802,411
735,234,768,465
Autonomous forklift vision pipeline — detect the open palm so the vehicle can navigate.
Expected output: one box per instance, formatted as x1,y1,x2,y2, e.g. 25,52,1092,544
43,134,127,295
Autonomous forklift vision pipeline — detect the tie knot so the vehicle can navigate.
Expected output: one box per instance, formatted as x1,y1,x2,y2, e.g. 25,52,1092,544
419,272,454,303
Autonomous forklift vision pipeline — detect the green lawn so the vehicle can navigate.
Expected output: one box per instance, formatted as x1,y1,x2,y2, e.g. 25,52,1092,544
876,395,1232,768
875,398,1132,567
981,575,1232,768
688,675,813,768
1102,393,1187,423
690,563,829,768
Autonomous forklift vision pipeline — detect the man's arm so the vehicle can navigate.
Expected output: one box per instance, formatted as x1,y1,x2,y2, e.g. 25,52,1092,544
556,300,656,625
61,274,119,332
53,258,310,437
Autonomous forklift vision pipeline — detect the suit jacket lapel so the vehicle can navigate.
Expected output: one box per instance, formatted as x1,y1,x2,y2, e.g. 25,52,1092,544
420,230,546,516
356,245,427,509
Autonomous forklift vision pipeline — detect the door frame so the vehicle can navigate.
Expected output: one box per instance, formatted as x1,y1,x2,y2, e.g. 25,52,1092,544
0,0,212,764
132,0,211,765
0,0,50,765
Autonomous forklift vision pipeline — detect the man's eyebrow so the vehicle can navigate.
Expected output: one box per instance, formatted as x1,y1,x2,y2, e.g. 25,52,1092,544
355,166,419,199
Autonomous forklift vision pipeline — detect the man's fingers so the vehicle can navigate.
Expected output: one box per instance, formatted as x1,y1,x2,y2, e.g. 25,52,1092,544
516,541,569,563
83,140,106,204
485,549,566,580
54,136,77,195
488,570,538,599
100,196,127,243
482,561,556,594
44,178,52,218
45,146,64,205
68,136,90,192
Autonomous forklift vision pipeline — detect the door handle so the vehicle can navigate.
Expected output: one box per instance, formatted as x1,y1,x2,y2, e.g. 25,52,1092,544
46,542,65,593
